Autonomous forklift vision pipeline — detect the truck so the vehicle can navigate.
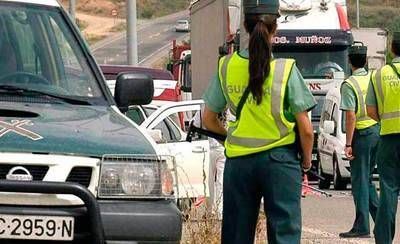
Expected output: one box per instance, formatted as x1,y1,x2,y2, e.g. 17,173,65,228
351,28,388,70
0,1,182,243
170,0,241,101
272,0,353,175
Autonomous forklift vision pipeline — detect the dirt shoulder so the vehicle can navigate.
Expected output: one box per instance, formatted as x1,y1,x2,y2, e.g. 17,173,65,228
77,13,125,44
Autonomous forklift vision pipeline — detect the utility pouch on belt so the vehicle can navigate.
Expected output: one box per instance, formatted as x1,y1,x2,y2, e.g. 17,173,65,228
235,87,251,121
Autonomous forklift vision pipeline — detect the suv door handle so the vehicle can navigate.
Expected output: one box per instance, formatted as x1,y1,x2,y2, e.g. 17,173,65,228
192,146,206,153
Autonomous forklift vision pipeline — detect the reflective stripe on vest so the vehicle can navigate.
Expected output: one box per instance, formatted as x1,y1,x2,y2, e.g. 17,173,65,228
220,54,237,116
346,75,377,129
372,64,400,135
226,59,288,147
218,52,296,157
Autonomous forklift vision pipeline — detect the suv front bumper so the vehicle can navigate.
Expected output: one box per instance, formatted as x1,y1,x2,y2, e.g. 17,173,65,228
0,181,182,244
100,200,182,243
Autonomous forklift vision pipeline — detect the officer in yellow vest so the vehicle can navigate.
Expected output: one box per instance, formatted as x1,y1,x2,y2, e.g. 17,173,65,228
339,43,380,238
367,32,400,244
202,0,316,243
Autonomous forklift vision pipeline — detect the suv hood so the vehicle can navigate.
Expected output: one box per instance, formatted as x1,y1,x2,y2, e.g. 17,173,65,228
0,103,155,157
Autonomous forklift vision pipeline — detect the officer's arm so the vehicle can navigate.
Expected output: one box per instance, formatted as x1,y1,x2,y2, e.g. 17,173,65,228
345,111,356,146
203,106,227,137
367,106,380,122
295,111,314,169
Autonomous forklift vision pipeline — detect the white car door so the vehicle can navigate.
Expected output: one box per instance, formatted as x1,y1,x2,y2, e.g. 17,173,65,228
142,100,210,199
319,99,335,175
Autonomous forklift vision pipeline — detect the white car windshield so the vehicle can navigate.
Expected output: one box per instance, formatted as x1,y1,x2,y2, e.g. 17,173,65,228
0,2,104,104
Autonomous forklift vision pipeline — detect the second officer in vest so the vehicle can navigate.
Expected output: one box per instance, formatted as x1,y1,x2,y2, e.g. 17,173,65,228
339,43,380,238
202,0,316,243
367,32,400,244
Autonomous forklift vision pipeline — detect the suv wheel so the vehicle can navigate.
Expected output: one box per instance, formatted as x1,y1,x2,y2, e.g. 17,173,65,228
333,156,347,190
318,159,331,189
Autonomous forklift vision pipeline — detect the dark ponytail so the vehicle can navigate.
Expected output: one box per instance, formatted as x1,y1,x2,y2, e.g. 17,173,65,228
245,14,277,105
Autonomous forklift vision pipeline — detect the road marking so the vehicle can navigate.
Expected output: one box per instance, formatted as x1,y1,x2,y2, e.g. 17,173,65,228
91,10,188,52
149,32,161,39
163,27,172,32
303,227,373,244
138,33,190,65
138,42,171,65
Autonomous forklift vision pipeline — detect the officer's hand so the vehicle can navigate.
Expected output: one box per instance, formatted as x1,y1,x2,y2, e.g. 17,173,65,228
302,160,312,172
344,147,355,160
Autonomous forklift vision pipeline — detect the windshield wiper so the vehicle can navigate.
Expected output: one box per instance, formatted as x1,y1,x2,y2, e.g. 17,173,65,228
0,85,91,105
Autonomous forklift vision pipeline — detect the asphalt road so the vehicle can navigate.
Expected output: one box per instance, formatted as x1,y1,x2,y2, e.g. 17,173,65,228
91,11,190,66
301,183,400,243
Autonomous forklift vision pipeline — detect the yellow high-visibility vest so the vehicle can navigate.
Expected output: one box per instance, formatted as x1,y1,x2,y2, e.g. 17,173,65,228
219,52,296,158
371,63,400,135
345,73,377,130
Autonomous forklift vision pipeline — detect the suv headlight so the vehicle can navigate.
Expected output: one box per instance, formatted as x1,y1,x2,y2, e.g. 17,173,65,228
99,155,175,199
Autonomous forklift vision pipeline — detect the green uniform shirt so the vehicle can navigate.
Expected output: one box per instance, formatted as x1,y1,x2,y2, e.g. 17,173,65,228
366,57,400,106
203,50,317,122
340,68,368,112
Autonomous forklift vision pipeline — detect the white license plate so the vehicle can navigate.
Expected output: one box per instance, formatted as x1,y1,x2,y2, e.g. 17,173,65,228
312,154,318,161
0,214,74,241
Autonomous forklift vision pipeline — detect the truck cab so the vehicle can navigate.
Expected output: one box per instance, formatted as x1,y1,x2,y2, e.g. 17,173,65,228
273,0,353,172
0,1,182,243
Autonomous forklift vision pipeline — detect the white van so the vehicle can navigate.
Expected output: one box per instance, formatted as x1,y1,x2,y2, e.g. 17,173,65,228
317,85,350,190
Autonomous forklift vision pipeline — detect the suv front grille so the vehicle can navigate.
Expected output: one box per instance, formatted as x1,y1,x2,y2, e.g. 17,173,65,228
66,167,92,187
0,165,48,181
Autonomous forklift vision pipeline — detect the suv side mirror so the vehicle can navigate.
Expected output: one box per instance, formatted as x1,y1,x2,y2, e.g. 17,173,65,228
114,73,154,113
323,120,335,135
166,63,173,72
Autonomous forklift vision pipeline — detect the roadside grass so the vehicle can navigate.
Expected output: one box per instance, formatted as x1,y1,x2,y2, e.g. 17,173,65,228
60,0,189,19
85,33,106,45
137,0,189,19
76,18,88,31
347,0,400,62
110,22,127,33
181,200,268,244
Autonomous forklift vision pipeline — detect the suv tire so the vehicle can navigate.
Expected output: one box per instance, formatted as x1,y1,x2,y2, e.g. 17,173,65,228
333,156,347,190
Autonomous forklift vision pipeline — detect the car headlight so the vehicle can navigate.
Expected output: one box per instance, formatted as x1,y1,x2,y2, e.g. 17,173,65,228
98,155,175,199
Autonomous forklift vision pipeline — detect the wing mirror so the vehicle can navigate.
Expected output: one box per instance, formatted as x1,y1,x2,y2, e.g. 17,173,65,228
333,71,345,80
147,129,163,143
166,63,173,72
114,73,154,113
323,120,335,135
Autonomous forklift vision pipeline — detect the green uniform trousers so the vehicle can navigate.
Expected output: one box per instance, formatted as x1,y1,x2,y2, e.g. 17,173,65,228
221,145,302,244
350,124,380,233
374,134,400,244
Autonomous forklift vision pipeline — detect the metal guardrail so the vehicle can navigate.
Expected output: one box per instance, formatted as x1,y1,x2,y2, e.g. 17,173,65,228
0,180,105,244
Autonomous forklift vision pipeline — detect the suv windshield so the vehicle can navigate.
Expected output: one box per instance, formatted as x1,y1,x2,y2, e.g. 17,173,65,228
274,46,350,78
0,3,104,104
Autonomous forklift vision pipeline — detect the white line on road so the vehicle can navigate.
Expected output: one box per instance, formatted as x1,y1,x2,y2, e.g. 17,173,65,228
149,33,161,39
138,42,171,65
138,33,190,66
303,227,373,244
91,10,188,52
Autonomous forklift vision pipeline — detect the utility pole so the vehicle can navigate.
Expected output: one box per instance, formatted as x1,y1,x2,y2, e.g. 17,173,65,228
356,0,360,28
127,0,138,65
69,0,76,23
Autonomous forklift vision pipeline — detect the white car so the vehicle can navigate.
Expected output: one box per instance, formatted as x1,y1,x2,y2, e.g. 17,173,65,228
126,100,214,200
175,19,190,32
317,85,351,190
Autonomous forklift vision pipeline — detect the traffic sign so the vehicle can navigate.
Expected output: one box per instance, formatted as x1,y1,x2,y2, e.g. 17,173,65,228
111,9,118,17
